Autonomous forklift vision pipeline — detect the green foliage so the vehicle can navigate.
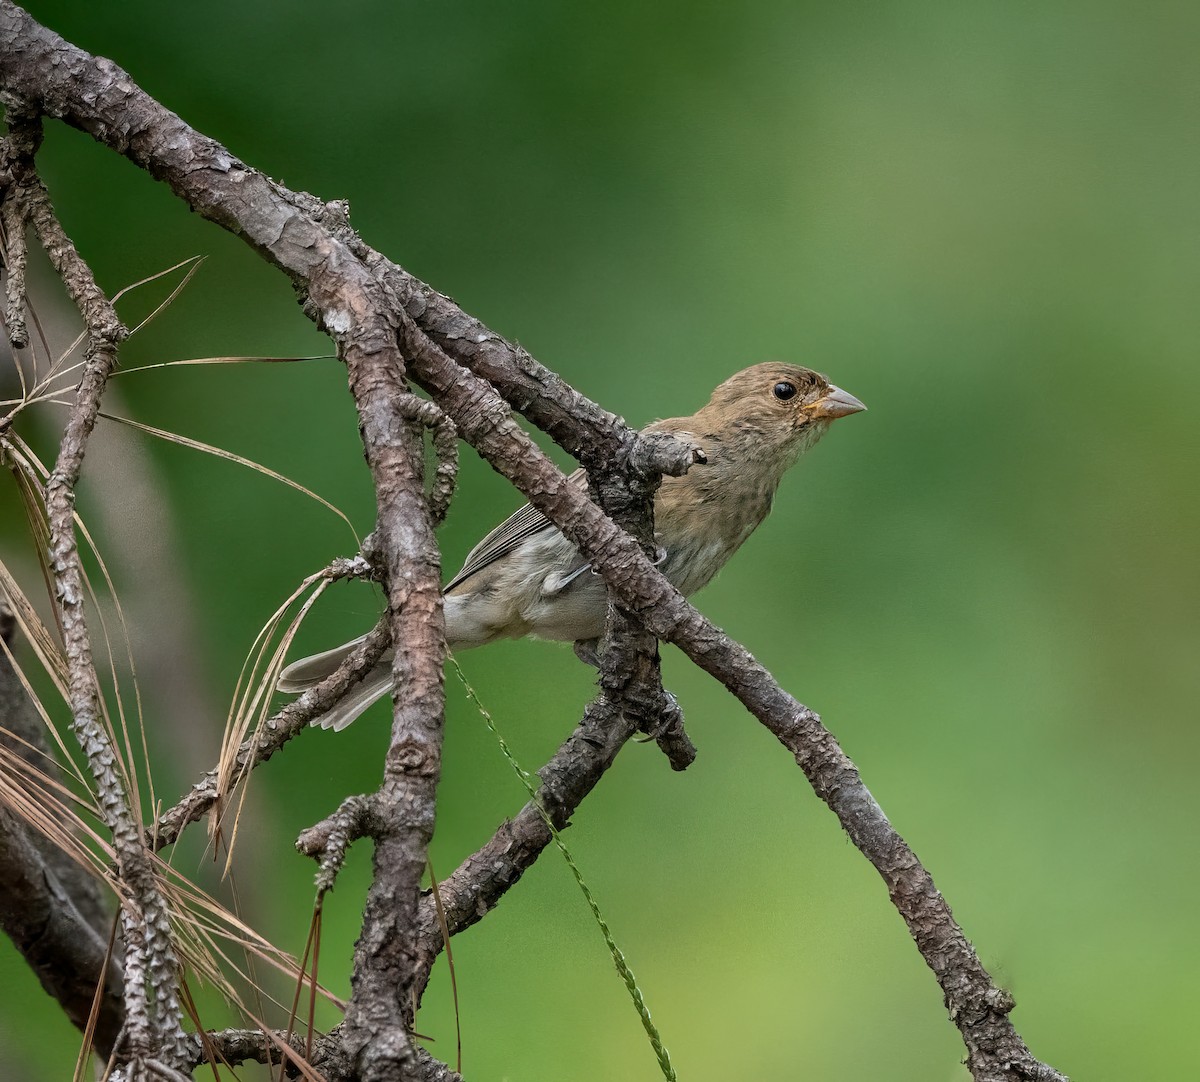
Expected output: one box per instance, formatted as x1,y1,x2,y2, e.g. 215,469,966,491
2,2,1197,1078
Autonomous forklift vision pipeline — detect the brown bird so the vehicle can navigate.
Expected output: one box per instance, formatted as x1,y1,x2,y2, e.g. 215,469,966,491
279,363,865,729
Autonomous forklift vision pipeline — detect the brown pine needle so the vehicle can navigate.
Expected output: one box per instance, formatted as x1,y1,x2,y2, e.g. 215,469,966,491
0,744,112,875
0,565,88,787
110,255,205,307
114,256,205,337
0,253,197,419
427,860,462,1074
307,906,322,1065
177,978,226,1082
156,854,345,1015
72,915,120,1082
212,573,330,871
96,412,358,540
112,355,336,375
240,1006,327,1082
279,905,323,1082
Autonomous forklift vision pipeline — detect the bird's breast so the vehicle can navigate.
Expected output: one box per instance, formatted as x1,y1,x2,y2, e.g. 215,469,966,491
655,479,775,597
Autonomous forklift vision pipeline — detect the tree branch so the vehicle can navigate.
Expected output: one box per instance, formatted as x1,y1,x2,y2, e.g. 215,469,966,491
0,603,125,1056
189,1027,462,1082
0,104,189,1071
307,295,449,1082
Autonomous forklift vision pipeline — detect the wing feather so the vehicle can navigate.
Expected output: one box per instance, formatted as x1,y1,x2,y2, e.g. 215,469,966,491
445,468,587,593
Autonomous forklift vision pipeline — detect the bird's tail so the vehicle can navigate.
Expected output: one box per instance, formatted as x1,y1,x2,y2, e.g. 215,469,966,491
276,633,370,693
277,596,492,731
276,633,393,731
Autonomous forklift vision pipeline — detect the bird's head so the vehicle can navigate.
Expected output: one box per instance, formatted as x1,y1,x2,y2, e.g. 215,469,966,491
699,362,866,463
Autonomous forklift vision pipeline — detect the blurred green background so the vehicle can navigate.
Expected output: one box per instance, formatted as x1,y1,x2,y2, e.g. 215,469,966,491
2,1,1198,1078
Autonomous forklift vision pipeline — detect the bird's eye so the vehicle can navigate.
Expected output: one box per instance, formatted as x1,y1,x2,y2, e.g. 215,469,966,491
773,381,797,401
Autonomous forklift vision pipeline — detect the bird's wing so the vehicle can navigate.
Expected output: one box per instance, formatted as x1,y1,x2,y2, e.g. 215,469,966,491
445,468,587,593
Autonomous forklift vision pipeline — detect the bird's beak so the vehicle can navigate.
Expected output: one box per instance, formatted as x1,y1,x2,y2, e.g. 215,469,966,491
808,384,867,420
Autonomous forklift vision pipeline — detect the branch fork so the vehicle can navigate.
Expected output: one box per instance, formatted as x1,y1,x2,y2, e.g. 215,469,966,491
296,794,376,895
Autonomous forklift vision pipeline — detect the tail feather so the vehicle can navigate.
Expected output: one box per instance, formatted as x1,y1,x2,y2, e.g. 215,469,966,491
276,633,370,693
278,594,486,730
312,665,394,732
277,633,393,730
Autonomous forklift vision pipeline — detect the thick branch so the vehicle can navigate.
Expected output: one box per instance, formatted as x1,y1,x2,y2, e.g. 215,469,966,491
0,806,122,1049
319,321,448,1082
0,605,124,1055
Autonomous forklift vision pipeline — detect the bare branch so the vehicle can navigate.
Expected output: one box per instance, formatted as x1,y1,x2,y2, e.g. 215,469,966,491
0,604,125,1054
0,177,30,347
191,1027,462,1082
327,324,448,1081
0,104,188,1069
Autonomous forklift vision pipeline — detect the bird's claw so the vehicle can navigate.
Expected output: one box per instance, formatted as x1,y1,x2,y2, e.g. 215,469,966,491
573,638,601,668
632,689,684,742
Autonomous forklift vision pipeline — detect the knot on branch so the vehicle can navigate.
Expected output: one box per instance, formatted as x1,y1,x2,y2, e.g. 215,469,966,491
325,554,378,583
628,430,706,480
386,737,440,778
590,608,698,771
315,196,370,256
395,393,458,525
296,794,376,895
599,661,695,771
316,197,351,229
985,985,1017,1015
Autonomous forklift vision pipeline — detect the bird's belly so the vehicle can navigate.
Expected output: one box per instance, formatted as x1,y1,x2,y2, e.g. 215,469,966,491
523,573,609,642
661,536,735,597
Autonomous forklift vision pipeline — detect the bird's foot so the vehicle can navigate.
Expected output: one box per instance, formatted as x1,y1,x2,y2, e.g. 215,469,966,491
629,689,696,771
573,638,601,668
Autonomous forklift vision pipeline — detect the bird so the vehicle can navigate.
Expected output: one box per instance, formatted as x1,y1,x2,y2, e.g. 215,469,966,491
278,363,865,730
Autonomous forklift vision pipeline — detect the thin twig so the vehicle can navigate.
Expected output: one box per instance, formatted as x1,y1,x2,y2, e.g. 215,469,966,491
154,613,390,850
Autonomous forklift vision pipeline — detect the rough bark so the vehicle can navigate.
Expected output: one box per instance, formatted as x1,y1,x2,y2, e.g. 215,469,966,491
0,604,125,1055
